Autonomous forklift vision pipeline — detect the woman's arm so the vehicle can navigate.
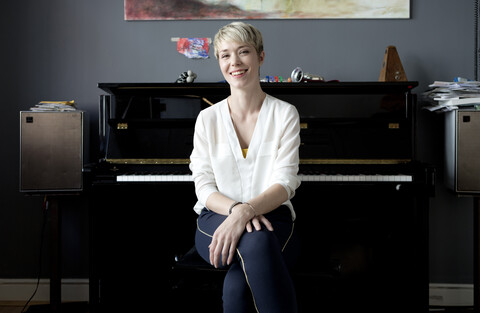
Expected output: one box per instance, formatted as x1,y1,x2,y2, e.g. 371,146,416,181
205,183,287,216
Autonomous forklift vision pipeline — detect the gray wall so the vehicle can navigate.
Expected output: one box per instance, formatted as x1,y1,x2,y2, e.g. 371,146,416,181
0,0,475,284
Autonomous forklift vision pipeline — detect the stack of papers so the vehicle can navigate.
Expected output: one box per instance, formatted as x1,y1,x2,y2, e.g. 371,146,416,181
30,100,77,111
423,81,480,112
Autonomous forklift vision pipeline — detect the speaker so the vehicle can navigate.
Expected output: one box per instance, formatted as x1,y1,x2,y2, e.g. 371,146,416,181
444,110,480,193
20,111,84,192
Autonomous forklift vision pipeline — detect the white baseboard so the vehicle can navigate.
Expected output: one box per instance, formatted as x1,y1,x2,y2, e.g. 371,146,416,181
0,279,89,302
429,283,473,307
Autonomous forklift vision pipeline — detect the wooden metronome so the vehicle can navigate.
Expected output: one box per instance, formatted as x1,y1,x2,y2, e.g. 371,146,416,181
379,46,407,82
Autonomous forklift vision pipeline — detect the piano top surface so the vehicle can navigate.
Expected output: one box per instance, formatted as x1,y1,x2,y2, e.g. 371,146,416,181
98,81,419,96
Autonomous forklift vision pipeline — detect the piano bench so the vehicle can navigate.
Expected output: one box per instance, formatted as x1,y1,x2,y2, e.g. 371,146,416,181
170,246,341,313
170,245,340,282
172,245,226,273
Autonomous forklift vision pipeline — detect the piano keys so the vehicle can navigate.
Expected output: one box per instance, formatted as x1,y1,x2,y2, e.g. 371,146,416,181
299,173,412,182
115,173,413,183
114,170,414,183
116,172,193,182
108,162,417,185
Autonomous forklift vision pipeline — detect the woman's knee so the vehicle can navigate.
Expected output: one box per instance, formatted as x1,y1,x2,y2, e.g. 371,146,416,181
238,229,281,257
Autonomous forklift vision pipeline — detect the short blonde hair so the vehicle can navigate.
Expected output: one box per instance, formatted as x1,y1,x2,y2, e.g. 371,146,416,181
213,22,264,59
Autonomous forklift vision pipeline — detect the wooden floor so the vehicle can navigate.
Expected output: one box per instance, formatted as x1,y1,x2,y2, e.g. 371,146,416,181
0,302,474,313
0,302,88,313
0,301,35,313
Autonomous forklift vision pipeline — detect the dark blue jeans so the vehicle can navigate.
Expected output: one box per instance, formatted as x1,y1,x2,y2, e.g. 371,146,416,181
195,205,299,313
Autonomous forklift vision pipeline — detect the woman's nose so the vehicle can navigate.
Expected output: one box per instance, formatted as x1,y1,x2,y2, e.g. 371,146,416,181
230,54,240,66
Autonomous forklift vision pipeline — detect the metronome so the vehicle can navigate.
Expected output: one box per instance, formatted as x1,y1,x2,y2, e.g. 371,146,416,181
379,46,407,82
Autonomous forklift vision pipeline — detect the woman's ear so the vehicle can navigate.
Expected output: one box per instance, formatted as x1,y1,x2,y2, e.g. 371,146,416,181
259,51,265,65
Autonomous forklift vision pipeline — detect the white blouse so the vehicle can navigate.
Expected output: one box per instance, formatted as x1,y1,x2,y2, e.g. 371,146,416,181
189,94,301,220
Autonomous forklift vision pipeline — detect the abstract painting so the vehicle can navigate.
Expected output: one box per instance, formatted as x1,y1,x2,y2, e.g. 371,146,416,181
124,0,410,20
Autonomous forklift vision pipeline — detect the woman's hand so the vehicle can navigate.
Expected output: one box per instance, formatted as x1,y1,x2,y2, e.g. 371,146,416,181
209,213,246,268
209,209,274,268
245,215,274,233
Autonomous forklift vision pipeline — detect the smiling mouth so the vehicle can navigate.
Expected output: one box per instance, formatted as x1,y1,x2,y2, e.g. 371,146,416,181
231,70,247,77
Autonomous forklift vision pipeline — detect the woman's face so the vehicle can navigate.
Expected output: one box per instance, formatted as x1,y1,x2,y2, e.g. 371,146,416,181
217,40,264,90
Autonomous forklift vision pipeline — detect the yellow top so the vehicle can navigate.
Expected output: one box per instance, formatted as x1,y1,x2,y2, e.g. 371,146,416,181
242,148,248,158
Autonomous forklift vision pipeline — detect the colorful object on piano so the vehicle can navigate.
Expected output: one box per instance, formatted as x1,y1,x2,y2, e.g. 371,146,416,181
262,75,289,83
176,37,209,59
175,70,197,83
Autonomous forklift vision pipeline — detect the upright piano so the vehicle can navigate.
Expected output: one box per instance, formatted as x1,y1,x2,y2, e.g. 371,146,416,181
89,82,435,313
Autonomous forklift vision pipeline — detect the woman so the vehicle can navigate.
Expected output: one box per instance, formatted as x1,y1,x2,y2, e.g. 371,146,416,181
190,22,301,313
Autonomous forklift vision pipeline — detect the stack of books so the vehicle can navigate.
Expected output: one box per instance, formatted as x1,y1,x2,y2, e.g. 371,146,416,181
423,80,480,112
30,100,76,111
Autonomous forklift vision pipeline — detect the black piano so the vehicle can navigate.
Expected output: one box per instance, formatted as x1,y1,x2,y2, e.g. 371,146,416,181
89,82,435,313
